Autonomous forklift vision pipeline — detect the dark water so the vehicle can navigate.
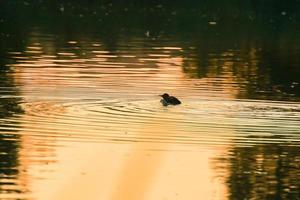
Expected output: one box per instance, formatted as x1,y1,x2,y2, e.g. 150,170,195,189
0,1,300,200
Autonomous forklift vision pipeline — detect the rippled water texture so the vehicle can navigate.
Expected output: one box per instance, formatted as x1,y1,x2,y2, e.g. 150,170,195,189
1,1,300,200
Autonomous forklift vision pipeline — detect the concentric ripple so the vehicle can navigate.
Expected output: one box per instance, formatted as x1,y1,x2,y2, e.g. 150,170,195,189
2,98,296,147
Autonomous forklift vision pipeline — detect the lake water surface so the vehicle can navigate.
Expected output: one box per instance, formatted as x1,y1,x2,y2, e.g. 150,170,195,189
1,1,300,200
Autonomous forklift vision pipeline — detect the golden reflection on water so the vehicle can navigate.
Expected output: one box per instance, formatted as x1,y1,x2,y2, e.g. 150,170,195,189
17,116,228,200
11,55,232,199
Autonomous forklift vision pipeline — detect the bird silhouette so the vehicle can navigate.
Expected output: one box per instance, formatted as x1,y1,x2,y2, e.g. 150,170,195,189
159,93,181,106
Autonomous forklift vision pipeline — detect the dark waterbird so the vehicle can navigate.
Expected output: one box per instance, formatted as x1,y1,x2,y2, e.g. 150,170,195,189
159,93,181,106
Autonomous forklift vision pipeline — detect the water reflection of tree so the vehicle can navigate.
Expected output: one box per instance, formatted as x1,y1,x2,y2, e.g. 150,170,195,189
0,70,24,195
223,144,300,200
181,29,300,100
0,32,25,194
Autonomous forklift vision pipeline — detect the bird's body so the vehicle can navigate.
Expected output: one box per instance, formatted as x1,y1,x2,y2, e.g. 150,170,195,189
159,93,181,106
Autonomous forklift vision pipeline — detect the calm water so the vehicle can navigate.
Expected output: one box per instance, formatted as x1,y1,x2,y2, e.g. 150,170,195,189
1,1,300,200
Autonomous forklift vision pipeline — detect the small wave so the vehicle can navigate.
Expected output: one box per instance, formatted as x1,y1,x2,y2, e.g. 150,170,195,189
9,99,298,147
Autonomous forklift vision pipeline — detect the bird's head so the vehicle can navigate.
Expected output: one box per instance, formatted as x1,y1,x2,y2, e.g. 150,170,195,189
159,93,170,99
